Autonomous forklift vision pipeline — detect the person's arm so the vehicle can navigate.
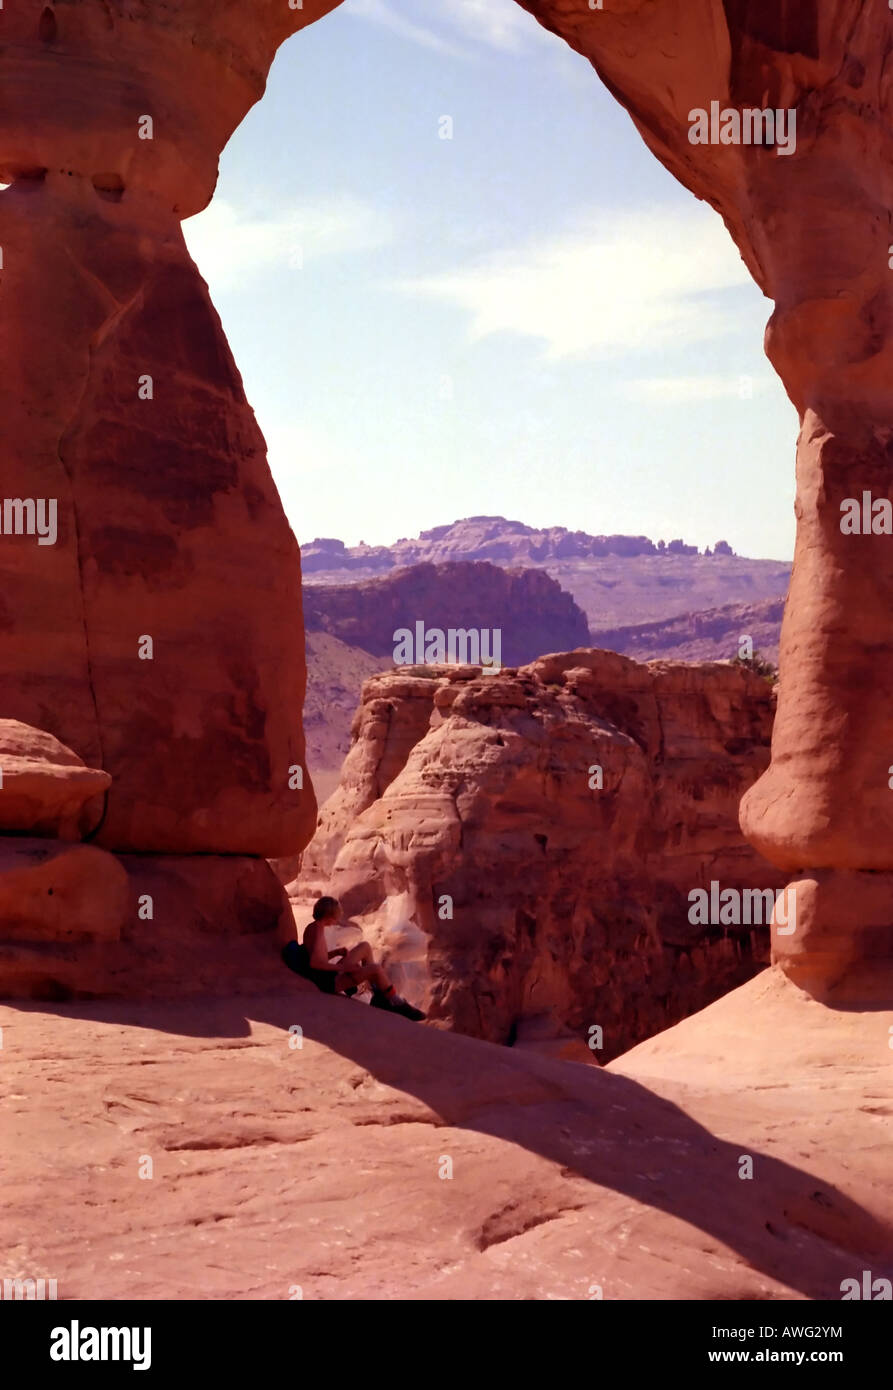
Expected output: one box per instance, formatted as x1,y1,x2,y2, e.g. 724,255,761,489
306,923,342,972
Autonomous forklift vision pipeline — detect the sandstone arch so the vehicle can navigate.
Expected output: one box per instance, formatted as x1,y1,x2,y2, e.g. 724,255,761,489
0,1,345,855
512,0,893,1000
0,0,890,999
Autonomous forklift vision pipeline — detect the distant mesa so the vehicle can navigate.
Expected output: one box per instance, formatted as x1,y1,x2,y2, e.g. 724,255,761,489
303,559,590,667
301,516,738,574
302,517,791,651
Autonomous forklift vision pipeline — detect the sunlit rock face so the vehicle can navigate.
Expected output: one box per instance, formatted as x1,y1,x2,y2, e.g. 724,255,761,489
0,1,343,855
516,0,893,998
294,653,780,1056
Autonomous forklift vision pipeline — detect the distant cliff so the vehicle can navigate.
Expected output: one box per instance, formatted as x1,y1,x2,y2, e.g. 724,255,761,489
591,597,784,665
303,515,692,574
303,560,590,666
301,516,791,636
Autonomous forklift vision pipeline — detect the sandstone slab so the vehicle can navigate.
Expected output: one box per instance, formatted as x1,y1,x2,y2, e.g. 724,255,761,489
0,969,889,1300
0,852,293,1000
0,838,129,998
0,719,110,839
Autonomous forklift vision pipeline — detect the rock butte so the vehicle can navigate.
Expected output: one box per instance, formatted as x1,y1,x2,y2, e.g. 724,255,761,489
303,560,591,667
293,653,781,1059
0,0,891,1300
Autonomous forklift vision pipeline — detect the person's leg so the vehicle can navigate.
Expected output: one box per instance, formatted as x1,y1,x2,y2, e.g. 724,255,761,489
336,961,393,994
339,942,374,972
337,962,425,1021
337,942,397,996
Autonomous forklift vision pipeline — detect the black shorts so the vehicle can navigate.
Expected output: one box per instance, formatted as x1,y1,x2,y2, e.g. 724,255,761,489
282,941,339,995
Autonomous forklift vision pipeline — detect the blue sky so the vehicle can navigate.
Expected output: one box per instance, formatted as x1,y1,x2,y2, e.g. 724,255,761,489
183,0,797,561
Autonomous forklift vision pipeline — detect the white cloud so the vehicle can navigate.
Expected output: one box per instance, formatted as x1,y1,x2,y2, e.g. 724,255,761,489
345,0,469,58
439,0,554,52
184,195,394,289
624,374,773,404
344,0,552,58
395,204,754,360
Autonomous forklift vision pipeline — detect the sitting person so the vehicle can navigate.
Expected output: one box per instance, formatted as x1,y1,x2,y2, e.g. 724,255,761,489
282,895,425,1022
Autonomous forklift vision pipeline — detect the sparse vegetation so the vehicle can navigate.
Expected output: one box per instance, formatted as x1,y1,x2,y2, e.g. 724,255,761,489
731,650,778,684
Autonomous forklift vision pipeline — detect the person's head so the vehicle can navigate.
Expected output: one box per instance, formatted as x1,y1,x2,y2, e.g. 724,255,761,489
312,895,341,926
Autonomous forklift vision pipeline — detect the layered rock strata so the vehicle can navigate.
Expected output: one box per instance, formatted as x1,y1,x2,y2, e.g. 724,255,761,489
294,652,781,1057
0,3,340,991
0,1,336,857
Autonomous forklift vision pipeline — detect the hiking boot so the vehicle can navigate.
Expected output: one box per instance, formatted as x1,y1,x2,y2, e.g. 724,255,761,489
391,998,426,1022
370,990,426,1022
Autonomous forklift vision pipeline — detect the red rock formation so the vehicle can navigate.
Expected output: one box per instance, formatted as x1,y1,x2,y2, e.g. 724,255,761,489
0,852,293,1000
298,668,442,894
304,561,590,666
507,3,893,997
0,1,342,856
591,598,783,667
0,840,128,959
0,720,110,839
294,652,780,1057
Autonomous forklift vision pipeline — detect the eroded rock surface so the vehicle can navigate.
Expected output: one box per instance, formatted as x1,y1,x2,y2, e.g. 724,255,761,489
0,2,334,856
295,652,780,1056
509,1,893,994
0,853,293,1000
1,971,889,1299
0,840,128,960
0,719,110,839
